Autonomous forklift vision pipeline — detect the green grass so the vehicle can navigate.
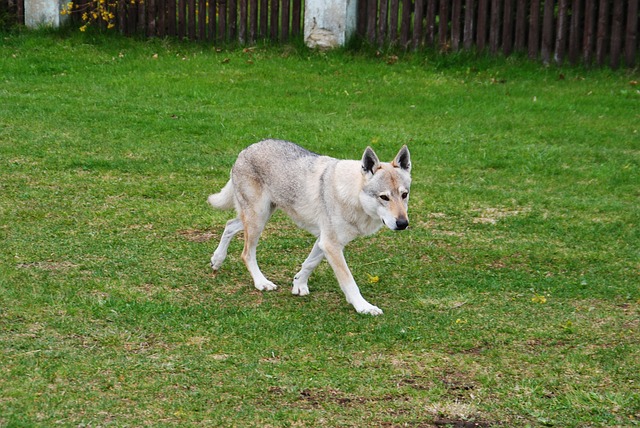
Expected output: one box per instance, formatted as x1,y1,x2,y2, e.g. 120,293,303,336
1,29,639,427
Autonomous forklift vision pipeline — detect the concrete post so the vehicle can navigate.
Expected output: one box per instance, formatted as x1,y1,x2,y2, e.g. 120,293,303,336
304,0,357,49
25,0,68,28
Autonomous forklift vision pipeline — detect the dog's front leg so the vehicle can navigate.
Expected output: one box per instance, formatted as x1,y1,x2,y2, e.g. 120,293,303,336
319,240,383,316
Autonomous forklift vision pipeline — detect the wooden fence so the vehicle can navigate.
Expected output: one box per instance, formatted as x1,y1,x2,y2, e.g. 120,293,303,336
67,0,304,43
1,0,303,42
358,0,639,68
6,0,639,68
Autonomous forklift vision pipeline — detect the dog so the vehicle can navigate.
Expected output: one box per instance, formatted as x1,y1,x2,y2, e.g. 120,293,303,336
208,139,411,315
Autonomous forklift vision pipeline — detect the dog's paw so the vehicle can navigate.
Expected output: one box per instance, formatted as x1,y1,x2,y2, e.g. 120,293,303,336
255,281,278,291
291,278,310,296
210,255,224,272
355,304,383,316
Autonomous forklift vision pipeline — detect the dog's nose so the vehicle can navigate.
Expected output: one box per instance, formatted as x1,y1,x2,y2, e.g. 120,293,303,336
395,219,409,230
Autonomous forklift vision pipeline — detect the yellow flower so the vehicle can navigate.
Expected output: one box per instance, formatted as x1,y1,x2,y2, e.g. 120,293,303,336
532,294,547,304
366,273,379,284
80,25,87,31
456,318,468,324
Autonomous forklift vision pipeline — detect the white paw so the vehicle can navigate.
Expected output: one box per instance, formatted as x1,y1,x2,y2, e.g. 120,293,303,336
210,255,224,272
255,281,278,291
291,279,310,296
354,303,383,316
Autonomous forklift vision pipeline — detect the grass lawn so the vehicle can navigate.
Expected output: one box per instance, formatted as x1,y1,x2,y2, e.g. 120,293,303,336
1,29,638,427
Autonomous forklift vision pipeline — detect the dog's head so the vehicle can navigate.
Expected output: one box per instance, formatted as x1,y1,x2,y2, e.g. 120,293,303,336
360,145,412,231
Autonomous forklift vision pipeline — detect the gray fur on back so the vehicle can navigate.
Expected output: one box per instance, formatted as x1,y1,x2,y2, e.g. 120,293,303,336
232,140,330,208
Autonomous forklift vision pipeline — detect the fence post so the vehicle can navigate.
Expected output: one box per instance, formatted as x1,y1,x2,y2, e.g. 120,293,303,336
24,0,68,28
304,0,357,48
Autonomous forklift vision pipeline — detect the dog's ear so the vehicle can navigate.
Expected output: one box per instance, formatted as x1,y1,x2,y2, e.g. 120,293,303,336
392,145,411,172
361,147,380,176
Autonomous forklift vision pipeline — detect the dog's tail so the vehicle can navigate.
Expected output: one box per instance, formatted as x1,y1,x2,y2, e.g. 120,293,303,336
208,179,235,210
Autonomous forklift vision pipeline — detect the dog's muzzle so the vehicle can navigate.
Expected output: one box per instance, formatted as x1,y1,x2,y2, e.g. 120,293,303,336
384,218,409,230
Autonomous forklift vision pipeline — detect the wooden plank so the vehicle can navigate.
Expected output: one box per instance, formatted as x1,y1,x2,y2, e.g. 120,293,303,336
514,0,526,51
378,0,389,46
218,0,227,41
137,0,146,34
177,0,187,39
199,0,207,40
528,0,540,59
401,0,411,48
157,0,166,37
609,0,624,69
489,0,500,55
463,0,475,50
229,0,237,40
476,0,488,51
541,0,554,65
118,0,127,33
583,0,596,64
412,0,424,48
625,0,639,67
291,0,301,37
167,0,176,36
259,0,268,38
269,0,278,40
17,0,24,25
239,0,248,43
366,0,377,45
596,0,609,66
357,0,367,37
188,0,196,39
451,0,462,51
554,0,568,65
208,0,217,41
438,0,449,50
249,0,258,42
280,0,290,41
568,0,582,64
128,0,138,35
503,0,514,56
425,0,437,46
390,0,400,45
178,0,186,38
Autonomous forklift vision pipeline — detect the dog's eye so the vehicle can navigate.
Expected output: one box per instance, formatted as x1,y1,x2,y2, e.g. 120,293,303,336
379,195,390,201
401,192,409,199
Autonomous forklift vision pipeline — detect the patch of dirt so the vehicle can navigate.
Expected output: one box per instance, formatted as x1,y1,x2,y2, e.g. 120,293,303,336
397,376,434,391
16,261,78,271
434,419,495,427
439,371,479,401
472,207,530,225
178,229,216,243
297,388,403,408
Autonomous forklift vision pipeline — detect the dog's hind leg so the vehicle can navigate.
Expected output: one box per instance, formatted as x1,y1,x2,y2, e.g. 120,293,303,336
292,240,324,296
240,201,278,292
211,217,244,272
